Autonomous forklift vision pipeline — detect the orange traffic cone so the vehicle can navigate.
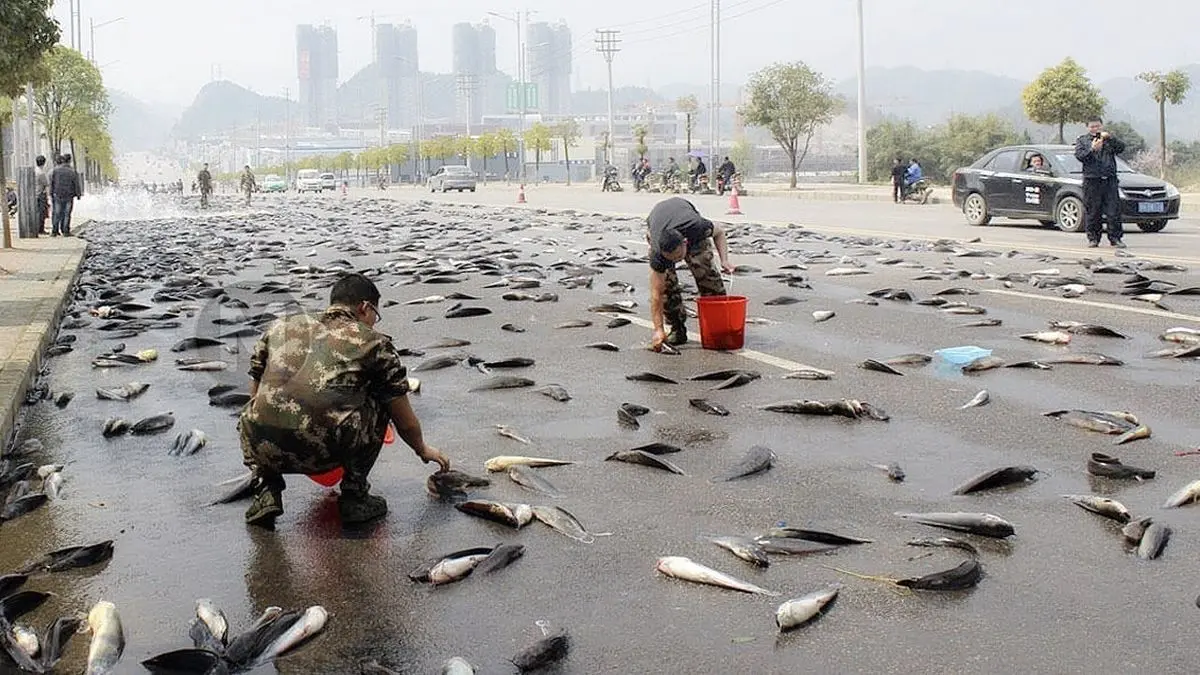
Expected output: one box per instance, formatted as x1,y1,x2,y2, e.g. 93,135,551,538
726,185,743,215
517,184,527,204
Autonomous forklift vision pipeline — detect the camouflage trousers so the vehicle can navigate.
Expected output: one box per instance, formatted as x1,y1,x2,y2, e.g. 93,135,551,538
655,238,727,331
239,401,389,496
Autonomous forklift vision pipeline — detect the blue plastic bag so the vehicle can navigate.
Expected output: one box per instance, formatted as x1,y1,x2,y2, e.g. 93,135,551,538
934,346,992,365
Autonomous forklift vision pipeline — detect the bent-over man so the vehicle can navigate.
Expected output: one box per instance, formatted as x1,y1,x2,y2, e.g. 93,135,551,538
239,273,451,528
646,197,734,350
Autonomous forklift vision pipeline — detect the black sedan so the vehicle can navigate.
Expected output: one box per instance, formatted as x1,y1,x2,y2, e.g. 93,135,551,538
951,144,1181,233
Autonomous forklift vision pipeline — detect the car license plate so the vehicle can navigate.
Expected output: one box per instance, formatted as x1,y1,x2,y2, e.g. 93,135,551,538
1138,201,1166,214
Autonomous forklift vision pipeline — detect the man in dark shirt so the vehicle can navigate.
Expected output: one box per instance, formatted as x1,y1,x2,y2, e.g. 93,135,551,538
646,197,734,350
48,154,82,237
1074,116,1127,248
890,157,906,203
34,155,49,234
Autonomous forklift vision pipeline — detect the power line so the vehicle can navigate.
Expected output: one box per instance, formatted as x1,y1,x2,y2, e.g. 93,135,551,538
595,30,621,161
620,0,787,48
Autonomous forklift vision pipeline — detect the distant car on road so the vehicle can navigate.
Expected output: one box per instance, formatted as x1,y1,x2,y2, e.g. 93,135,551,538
320,172,337,191
952,144,1181,233
427,165,476,193
262,174,287,193
296,169,323,194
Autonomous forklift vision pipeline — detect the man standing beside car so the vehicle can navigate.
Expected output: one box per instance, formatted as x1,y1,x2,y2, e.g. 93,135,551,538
1074,117,1127,248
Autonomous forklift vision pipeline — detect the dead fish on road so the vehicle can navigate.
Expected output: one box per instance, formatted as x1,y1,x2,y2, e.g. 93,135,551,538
758,527,872,546
605,450,685,475
175,360,229,372
607,317,631,328
584,342,620,352
455,500,534,529
775,584,841,632
170,336,225,352
764,296,804,306
469,376,535,392
690,369,762,382
712,446,776,482
710,536,770,567
870,462,906,482
95,382,150,401
1063,494,1132,522
781,368,833,380
1162,479,1200,508
812,310,836,322
884,353,933,366
960,390,990,409
168,429,208,456
555,319,593,329
130,413,175,436
532,505,597,543
426,470,492,499
655,556,779,595
536,384,572,402
1020,331,1071,344
1049,321,1128,339
689,398,729,416
414,354,466,372
507,466,561,496
84,601,125,675
859,359,904,376
445,306,493,319
630,442,682,455
895,511,1015,538
511,629,570,673
18,541,114,575
495,425,531,444
423,337,472,349
1086,453,1155,480
1043,352,1124,366
484,456,573,472
906,537,979,557
1136,522,1171,560
960,319,1003,327
475,544,526,575
952,466,1038,495
625,372,678,384
404,295,446,304
483,357,535,369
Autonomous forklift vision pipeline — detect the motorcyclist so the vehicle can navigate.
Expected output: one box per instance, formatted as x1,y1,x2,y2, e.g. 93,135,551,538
903,158,923,200
691,157,708,191
717,156,735,192
602,162,620,191
665,157,680,191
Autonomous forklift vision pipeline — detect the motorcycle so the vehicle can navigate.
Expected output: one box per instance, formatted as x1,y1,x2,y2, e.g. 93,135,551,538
902,178,933,205
689,173,714,195
601,168,623,192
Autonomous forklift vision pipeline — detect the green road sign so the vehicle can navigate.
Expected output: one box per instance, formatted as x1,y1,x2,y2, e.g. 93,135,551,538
506,83,539,111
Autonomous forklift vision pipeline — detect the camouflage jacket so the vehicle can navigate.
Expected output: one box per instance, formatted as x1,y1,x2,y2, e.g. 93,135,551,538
242,305,410,441
240,170,256,190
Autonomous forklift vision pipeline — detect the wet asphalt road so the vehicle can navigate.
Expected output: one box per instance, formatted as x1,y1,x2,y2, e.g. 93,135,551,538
4,191,1200,674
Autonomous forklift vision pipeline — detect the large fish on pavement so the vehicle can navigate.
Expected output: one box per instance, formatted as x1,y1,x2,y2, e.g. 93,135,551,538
1063,494,1132,522
605,450,685,475
711,446,776,482
895,512,1015,538
951,466,1039,495
484,456,573,472
84,601,125,675
655,556,779,595
775,584,841,632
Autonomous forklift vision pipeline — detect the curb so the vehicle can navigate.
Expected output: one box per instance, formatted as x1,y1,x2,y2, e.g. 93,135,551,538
0,223,90,454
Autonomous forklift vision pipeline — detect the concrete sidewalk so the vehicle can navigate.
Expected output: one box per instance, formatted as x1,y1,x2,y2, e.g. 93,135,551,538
0,225,87,452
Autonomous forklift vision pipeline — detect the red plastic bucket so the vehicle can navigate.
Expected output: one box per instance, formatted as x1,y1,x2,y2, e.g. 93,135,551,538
308,424,395,487
696,295,748,351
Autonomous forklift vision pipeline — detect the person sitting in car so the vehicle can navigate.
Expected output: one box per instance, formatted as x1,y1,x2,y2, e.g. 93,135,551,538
1026,154,1052,175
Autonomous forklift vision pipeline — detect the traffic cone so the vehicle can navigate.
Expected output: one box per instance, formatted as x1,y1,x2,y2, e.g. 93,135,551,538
517,184,527,204
726,185,743,215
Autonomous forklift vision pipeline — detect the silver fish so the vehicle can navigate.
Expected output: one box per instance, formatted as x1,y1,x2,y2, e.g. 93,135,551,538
775,584,842,632
710,536,770,567
895,511,1015,538
85,601,124,675
1063,494,1132,522
442,656,476,674
195,599,228,643
175,360,230,371
495,425,531,444
12,624,38,658
484,456,573,472
960,390,990,409
507,466,561,496
532,505,596,543
429,554,490,586
251,605,327,668
812,310,836,322
655,556,779,595
1137,522,1171,560
711,446,776,482
169,429,208,456
1162,479,1200,508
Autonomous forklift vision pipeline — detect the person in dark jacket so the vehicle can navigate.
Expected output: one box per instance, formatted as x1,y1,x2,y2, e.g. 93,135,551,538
1074,116,1127,248
35,155,49,234
890,157,906,203
49,154,82,237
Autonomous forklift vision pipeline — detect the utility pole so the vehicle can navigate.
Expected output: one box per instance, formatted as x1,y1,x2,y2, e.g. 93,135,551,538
25,83,37,161
595,29,621,165
710,0,720,163
855,0,867,184
283,88,291,184
519,11,528,182
456,74,477,168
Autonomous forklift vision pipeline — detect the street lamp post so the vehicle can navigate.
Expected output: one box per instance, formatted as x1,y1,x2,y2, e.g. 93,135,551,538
855,0,867,184
89,16,125,64
488,10,532,182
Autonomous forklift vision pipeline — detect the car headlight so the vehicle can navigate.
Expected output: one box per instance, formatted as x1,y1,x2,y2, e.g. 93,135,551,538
1166,184,1180,199
1118,188,1129,199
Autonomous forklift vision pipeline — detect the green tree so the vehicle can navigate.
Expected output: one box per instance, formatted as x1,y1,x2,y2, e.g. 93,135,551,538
386,143,409,174
932,114,1024,180
0,0,60,247
524,123,552,179
74,114,117,180
475,133,498,182
1137,69,1192,179
677,95,699,152
729,136,754,178
632,124,649,160
31,46,112,158
454,136,476,165
555,119,581,185
495,128,516,178
1104,121,1145,158
740,61,842,188
1021,57,1106,144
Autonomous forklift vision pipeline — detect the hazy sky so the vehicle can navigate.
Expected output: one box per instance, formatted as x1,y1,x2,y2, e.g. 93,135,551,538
51,0,1199,107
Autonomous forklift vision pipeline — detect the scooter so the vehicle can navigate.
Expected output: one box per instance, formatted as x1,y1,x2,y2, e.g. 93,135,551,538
902,178,933,205
601,168,623,192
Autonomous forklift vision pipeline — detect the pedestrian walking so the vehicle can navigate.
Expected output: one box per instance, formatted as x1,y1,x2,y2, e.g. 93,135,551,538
240,165,257,206
48,154,82,237
890,157,906,203
645,197,735,351
197,164,213,208
1074,116,1127,248
34,155,49,234
238,273,452,529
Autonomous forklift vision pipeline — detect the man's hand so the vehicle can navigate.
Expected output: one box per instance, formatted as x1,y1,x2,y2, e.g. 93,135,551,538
650,327,667,350
418,444,451,472
720,260,735,275
1092,137,1103,151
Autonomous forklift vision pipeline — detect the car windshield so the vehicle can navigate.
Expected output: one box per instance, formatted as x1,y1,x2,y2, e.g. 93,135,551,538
1052,153,1135,174
320,173,334,179
298,170,319,179
445,166,471,174
266,175,281,181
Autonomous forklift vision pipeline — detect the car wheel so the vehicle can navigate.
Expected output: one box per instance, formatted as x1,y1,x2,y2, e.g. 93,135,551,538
1137,220,1168,233
470,188,476,193
430,186,436,193
963,193,991,226
1055,196,1085,233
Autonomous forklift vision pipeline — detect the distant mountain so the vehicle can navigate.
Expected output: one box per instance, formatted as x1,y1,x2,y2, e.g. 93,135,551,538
172,81,294,139
107,89,178,153
1098,65,1200,141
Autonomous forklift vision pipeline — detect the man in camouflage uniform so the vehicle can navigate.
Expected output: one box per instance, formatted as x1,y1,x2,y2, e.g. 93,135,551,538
197,164,213,208
239,165,257,206
646,197,734,350
239,273,451,528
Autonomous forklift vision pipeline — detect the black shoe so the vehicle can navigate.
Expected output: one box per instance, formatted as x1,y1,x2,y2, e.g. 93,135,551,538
1111,240,1127,248
665,328,688,346
244,488,283,528
338,493,388,524
1086,241,1099,248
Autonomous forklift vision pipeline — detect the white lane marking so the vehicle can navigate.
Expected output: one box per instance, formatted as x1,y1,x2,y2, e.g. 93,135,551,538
615,313,835,374
982,288,1200,323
